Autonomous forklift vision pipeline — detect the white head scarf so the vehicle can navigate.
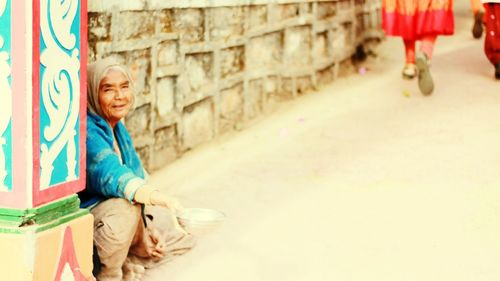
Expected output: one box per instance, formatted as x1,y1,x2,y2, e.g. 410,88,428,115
87,57,135,118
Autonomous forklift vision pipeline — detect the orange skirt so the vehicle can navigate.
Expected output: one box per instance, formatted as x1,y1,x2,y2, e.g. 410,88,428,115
382,0,454,40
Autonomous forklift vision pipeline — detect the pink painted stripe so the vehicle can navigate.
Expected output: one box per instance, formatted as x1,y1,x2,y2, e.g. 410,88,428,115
32,0,41,206
1,0,29,208
53,227,87,281
79,0,88,189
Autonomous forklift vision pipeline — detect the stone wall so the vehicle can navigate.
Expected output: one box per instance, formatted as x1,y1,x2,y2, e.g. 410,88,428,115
87,0,382,171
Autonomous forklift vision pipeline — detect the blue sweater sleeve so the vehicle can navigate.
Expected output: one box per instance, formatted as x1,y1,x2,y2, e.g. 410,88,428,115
86,114,145,200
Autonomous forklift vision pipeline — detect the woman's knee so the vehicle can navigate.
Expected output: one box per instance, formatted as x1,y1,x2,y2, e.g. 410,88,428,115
92,199,142,253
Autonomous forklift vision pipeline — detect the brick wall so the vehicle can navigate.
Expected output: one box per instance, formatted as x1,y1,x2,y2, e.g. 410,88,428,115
87,0,383,171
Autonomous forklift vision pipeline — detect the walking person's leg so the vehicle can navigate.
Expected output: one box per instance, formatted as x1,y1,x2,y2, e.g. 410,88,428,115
416,35,437,95
471,0,484,38
419,35,437,60
402,39,417,79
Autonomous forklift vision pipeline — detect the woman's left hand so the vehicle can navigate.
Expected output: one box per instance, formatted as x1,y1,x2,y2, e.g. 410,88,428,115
147,228,166,259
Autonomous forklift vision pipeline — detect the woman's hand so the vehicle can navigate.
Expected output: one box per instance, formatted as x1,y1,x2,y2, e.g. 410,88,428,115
134,186,183,213
147,227,166,259
150,191,184,213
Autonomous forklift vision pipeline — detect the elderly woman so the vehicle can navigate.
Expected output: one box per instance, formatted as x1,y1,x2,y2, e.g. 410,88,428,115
78,58,193,281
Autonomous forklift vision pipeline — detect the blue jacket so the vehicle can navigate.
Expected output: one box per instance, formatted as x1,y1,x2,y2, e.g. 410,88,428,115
79,111,146,208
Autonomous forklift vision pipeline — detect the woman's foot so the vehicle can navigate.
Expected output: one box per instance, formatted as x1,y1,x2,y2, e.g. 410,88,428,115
416,53,434,96
472,11,484,39
402,63,417,79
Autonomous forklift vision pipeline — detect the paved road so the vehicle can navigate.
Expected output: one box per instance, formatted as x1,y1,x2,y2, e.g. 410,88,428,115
144,3,500,281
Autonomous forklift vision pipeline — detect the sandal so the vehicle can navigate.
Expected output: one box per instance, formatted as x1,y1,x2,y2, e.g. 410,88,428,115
416,53,434,96
402,63,417,80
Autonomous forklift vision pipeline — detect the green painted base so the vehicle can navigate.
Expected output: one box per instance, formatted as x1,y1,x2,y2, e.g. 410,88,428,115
0,195,89,234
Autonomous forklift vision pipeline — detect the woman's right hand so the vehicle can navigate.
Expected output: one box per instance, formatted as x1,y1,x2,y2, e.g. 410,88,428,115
134,186,183,213
149,191,184,213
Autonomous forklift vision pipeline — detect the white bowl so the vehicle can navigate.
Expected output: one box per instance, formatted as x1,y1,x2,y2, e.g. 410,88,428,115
177,208,226,235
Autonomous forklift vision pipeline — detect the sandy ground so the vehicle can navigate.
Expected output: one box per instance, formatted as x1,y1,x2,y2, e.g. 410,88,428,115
143,2,500,281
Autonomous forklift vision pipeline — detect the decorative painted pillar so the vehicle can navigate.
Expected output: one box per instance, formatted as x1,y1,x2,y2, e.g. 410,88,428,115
0,0,93,280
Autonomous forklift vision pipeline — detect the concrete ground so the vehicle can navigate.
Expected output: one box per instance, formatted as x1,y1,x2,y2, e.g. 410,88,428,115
144,2,500,281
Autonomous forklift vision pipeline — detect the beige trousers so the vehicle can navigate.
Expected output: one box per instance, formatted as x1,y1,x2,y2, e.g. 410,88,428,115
91,198,194,281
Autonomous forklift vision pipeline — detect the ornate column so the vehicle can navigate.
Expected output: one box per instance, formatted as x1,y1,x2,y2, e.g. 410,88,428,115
0,0,93,280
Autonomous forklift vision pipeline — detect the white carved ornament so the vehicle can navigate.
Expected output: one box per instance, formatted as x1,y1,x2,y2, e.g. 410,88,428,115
39,0,80,189
0,0,12,192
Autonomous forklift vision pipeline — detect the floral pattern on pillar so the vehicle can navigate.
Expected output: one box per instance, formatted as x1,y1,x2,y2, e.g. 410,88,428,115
0,0,12,192
39,0,81,189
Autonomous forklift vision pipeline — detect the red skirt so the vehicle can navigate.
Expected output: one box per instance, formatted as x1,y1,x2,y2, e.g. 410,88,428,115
382,0,455,40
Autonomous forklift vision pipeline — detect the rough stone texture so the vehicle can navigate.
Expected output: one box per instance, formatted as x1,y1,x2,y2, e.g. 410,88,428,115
317,2,337,20
173,9,205,43
341,22,354,48
118,48,152,107
284,26,312,67
338,0,353,10
179,53,213,107
316,65,335,85
248,5,267,29
331,24,351,60
182,99,214,150
219,83,244,133
279,77,295,100
220,46,245,79
89,0,146,12
152,125,178,169
88,13,111,42
247,32,283,71
209,7,245,42
313,31,329,60
300,3,312,14
356,13,364,37
156,77,175,116
158,41,177,66
248,79,264,119
264,76,279,95
158,9,174,33
264,76,281,111
125,104,152,139
338,58,357,77
112,11,156,41
87,0,383,171
135,146,151,168
280,4,301,20
88,46,97,62
296,76,313,95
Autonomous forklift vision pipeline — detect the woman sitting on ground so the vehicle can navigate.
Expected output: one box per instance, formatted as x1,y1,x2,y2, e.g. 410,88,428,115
78,57,193,281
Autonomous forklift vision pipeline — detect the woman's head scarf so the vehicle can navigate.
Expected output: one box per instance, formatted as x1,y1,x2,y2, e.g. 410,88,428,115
87,57,135,118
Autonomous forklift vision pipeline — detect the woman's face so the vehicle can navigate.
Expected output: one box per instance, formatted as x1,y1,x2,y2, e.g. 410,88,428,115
98,68,133,127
